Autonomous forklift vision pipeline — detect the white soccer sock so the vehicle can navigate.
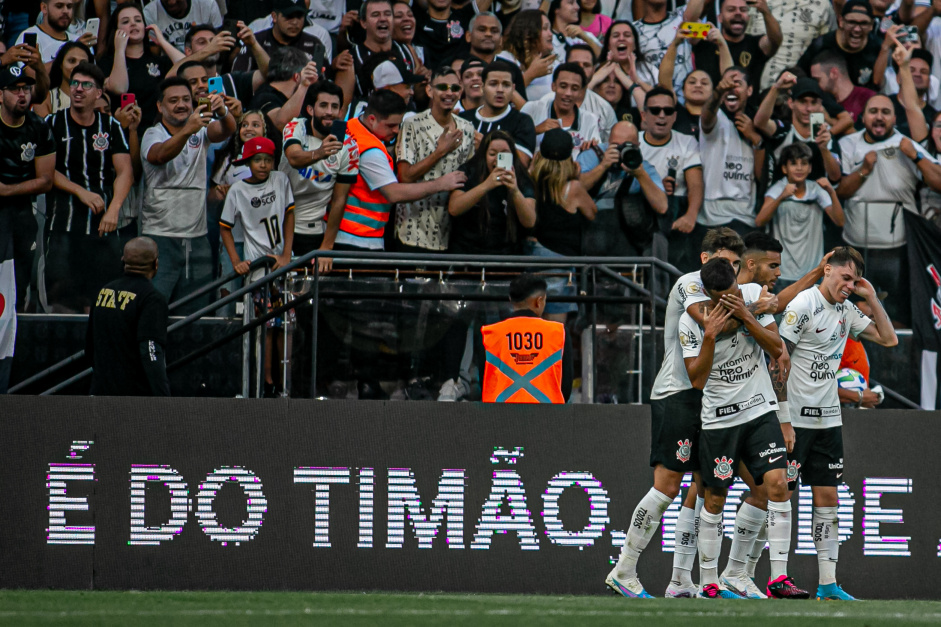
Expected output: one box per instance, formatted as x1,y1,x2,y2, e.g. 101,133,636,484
746,513,768,579
726,502,766,578
671,506,697,586
614,488,673,579
767,500,792,580
813,506,839,585
698,509,723,586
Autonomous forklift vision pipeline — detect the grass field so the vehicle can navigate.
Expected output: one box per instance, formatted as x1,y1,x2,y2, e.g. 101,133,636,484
1,591,941,626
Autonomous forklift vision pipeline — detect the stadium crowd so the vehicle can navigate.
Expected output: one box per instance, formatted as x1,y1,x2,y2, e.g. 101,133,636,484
1,0,940,396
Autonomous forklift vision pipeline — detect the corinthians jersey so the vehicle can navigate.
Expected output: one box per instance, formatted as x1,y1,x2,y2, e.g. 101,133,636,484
779,287,871,429
651,271,711,399
678,283,778,429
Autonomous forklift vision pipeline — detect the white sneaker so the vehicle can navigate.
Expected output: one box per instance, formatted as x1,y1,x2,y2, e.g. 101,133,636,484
664,580,698,598
437,377,469,401
605,572,653,598
743,576,768,599
720,573,765,599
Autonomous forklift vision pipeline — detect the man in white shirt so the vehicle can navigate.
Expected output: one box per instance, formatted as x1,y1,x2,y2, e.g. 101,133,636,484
521,62,601,159
633,0,706,98
15,0,95,64
144,0,223,52
836,93,941,325
141,76,235,306
565,44,616,142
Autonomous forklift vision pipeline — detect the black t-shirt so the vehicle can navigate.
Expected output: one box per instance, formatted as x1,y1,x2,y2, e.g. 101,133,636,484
762,118,842,184
45,111,130,235
459,106,537,158
448,161,534,254
86,273,169,396
100,51,173,131
251,84,289,166
674,104,699,136
0,110,56,213
890,94,937,141
693,35,769,103
413,3,475,65
797,32,882,90
351,41,415,99
232,29,327,74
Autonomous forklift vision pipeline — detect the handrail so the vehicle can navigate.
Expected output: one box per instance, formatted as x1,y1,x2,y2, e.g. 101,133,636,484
870,379,922,410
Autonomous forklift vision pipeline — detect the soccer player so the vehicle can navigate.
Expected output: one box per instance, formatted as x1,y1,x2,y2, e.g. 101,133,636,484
606,227,745,599
778,246,897,600
680,258,792,599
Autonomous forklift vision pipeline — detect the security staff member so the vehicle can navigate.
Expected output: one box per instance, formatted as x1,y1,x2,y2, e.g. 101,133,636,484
480,274,573,403
86,237,171,396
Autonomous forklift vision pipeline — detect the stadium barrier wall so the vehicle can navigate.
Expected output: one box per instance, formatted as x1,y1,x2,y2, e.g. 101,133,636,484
0,397,934,599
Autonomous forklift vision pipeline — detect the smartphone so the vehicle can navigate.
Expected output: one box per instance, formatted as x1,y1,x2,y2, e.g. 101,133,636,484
496,152,513,171
329,119,347,141
898,25,919,43
208,76,224,95
810,112,825,140
198,97,211,109
22,32,37,47
84,18,100,38
120,93,136,108
680,22,711,38
220,18,240,36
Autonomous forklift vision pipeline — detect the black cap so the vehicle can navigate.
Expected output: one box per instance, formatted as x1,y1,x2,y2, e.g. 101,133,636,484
791,77,823,100
540,128,573,161
0,64,36,89
460,57,486,77
842,0,873,18
911,48,934,68
273,0,307,17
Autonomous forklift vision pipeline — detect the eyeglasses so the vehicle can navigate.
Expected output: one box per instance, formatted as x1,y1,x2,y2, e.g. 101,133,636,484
2,85,30,94
843,19,872,28
69,79,98,90
433,83,462,93
646,106,676,116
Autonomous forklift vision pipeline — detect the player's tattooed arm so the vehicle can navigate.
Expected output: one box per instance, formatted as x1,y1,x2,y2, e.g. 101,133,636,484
769,339,797,402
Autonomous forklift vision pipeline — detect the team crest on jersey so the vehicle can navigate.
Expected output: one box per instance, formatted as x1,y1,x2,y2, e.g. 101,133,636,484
187,134,201,148
883,146,897,159
679,329,699,348
676,439,692,463
858,67,872,86
798,7,812,22
668,156,679,170
447,20,464,39
739,51,752,67
147,63,161,77
928,265,941,329
19,142,35,162
686,282,701,294
325,153,339,167
784,311,797,325
92,132,110,152
714,456,734,480
786,459,801,482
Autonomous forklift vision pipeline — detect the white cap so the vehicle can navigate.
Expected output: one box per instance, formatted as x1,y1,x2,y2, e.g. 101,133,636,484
372,59,421,89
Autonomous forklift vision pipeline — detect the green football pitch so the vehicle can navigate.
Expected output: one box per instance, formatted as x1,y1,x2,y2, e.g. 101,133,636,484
1,591,940,626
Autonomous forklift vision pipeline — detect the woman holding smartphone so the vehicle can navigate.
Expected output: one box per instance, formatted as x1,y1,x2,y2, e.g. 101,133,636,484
499,10,557,101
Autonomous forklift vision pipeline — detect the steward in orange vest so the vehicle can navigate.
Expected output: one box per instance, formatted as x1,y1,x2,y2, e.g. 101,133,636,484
481,274,573,403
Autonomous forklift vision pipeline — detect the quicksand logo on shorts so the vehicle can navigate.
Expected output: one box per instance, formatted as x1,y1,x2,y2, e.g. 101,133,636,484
715,393,766,417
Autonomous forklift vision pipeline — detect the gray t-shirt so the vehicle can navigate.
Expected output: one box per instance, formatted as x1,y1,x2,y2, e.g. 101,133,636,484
141,125,211,238
764,178,831,281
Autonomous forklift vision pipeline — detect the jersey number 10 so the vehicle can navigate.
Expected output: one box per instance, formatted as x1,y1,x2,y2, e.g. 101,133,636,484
260,215,282,249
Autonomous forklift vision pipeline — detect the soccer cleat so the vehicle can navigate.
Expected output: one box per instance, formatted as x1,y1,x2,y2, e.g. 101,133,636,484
665,581,699,598
606,574,654,598
767,575,811,599
720,574,766,599
699,583,743,599
816,583,857,601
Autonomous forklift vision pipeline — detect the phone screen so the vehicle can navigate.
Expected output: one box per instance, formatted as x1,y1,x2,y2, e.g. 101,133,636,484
329,120,347,140
810,113,824,139
23,32,37,47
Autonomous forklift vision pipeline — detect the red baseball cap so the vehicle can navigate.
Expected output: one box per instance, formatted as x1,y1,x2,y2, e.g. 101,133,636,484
235,137,275,163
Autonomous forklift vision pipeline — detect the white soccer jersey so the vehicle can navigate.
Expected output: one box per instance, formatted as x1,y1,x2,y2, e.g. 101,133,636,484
144,0,222,51
14,26,75,63
521,94,601,159
698,109,757,227
220,171,295,263
765,178,832,281
640,131,702,199
679,283,778,429
634,7,694,101
281,119,359,236
651,270,711,399
780,287,872,429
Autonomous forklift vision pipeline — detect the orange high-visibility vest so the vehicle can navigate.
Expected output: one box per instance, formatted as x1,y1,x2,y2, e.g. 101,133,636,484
340,117,393,243
481,316,565,403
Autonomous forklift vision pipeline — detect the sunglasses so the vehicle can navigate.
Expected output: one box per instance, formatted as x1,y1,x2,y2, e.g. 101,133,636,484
433,83,462,93
69,79,98,90
646,106,676,116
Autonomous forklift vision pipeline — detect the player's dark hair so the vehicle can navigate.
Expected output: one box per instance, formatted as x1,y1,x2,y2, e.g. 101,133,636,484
566,43,596,65
743,231,784,256
828,246,866,276
811,50,848,76
780,141,813,165
364,89,407,118
482,60,516,84
509,273,548,303
184,23,218,48
644,85,676,105
552,62,586,87
700,257,737,292
701,227,745,256
71,61,105,89
157,76,193,100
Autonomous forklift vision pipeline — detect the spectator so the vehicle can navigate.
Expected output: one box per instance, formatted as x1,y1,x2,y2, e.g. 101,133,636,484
308,0,351,35
797,0,881,91
836,93,941,325
638,85,704,271
225,0,275,27
746,0,833,90
176,23,269,104
756,142,844,289
632,0,705,99
85,236,170,397
143,0,222,52
44,61,133,313
459,60,537,165
33,40,90,116
923,110,941,226
346,0,415,100
598,20,655,98
498,9,556,101
565,44,616,141
349,56,423,118
455,57,484,113
282,80,358,263
412,0,491,65
577,120,668,256
809,50,876,122
548,0,602,59
578,0,611,39
250,47,318,154
245,2,335,63
141,76,235,304
394,65,475,252
231,0,327,73
890,48,936,140
528,128,596,322
691,0,781,103
99,3,183,129
14,0,96,63
521,62,601,158
391,0,427,74
589,60,641,126
698,66,762,235
0,64,55,317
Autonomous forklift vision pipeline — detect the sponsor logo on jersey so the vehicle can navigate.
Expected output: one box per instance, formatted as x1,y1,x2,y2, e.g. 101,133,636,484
785,311,798,325
92,132,110,152
759,443,787,458
19,142,35,162
715,393,766,417
679,329,699,348
786,459,801,481
676,439,691,463
799,405,841,417
510,352,539,365
810,360,836,381
686,282,701,294
713,456,734,480
250,190,277,208
717,353,756,383
829,458,844,470
723,159,752,181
